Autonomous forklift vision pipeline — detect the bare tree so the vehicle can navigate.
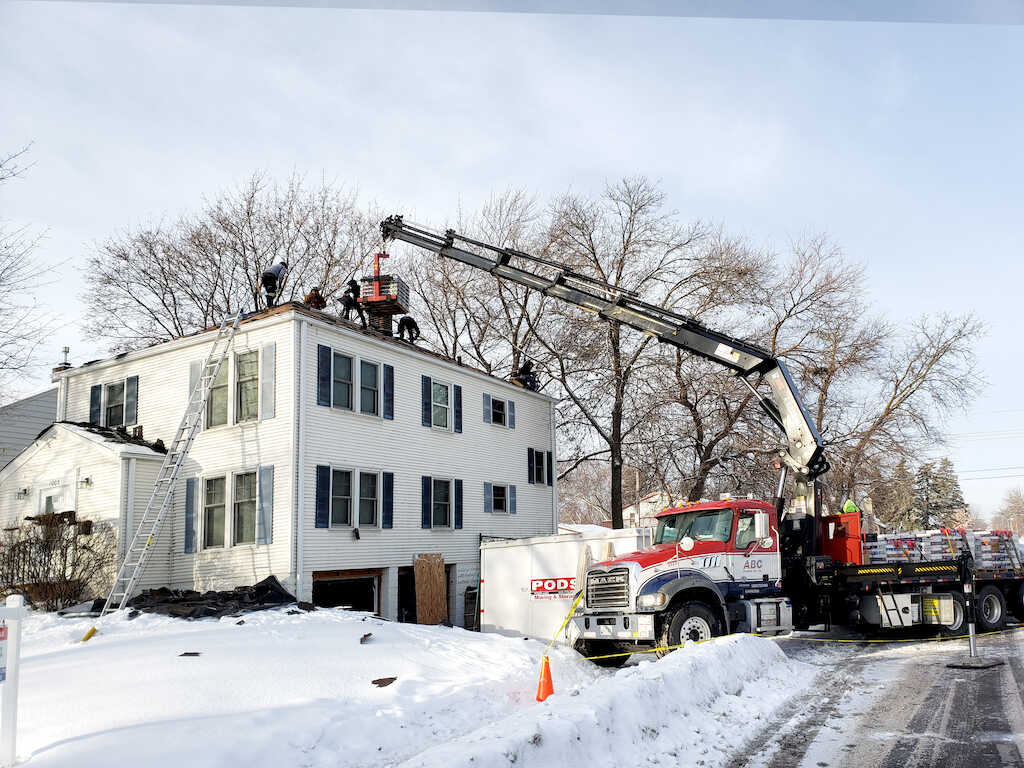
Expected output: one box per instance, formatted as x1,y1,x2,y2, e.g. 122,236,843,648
0,145,55,401
84,173,380,352
992,487,1024,535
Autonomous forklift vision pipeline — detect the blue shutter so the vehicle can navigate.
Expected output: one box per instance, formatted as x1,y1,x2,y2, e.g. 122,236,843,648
484,482,493,514
421,475,432,528
383,364,394,420
315,465,330,528
546,451,554,487
257,466,274,544
89,385,102,425
184,477,197,553
483,393,492,424
124,376,139,426
421,376,432,427
454,385,462,433
382,472,394,529
510,484,517,514
508,400,515,429
317,345,331,407
260,342,276,420
527,448,535,484
454,478,463,529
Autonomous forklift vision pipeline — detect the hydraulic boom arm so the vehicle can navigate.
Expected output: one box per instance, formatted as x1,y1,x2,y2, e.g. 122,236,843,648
381,215,828,481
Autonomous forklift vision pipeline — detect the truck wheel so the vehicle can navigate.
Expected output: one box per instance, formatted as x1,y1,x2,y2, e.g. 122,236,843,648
940,592,966,637
658,601,721,658
977,585,1007,631
574,640,630,668
1016,583,1024,621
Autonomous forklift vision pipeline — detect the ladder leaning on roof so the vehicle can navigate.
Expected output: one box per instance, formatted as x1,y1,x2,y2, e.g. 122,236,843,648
99,310,243,616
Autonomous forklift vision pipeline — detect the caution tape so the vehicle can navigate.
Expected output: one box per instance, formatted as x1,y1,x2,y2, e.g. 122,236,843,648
569,625,1024,660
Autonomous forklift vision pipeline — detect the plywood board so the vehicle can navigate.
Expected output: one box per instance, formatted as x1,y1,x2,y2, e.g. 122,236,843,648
414,553,447,625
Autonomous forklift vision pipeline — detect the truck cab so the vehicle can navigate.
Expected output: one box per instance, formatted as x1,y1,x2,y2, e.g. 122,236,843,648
572,499,794,666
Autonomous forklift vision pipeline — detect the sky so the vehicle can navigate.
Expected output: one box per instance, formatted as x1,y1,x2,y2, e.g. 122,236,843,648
1,2,1023,518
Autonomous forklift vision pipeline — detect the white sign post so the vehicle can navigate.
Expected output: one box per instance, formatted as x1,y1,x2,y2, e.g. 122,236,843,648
0,596,27,768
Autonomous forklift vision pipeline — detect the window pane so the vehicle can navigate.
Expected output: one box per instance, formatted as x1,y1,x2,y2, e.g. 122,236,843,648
332,353,353,409
204,477,226,548
493,485,507,512
359,472,377,525
236,351,259,422
105,381,125,427
360,362,378,415
492,399,505,426
432,404,448,429
432,383,449,407
234,472,257,544
207,366,228,427
432,479,450,527
534,452,545,484
331,469,351,526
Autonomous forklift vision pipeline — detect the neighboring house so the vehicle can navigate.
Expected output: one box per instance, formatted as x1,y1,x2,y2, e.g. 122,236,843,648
622,491,677,529
0,303,557,626
0,388,57,470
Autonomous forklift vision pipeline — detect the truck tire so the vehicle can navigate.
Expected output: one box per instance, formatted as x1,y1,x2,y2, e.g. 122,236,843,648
977,585,1007,631
657,600,721,658
574,640,630,668
940,591,966,637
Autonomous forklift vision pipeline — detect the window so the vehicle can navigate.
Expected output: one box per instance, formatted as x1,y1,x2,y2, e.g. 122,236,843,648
490,397,506,426
331,469,352,526
332,353,353,410
492,484,507,513
207,364,228,427
236,351,259,422
735,511,758,549
360,361,379,415
653,508,733,545
105,381,125,427
359,472,378,526
233,472,257,544
532,450,546,485
431,382,450,429
203,477,226,548
432,478,451,527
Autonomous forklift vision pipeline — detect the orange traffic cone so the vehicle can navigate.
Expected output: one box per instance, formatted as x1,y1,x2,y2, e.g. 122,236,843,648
536,655,554,702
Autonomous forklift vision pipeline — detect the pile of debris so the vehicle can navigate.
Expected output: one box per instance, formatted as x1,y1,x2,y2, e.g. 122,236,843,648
126,576,303,620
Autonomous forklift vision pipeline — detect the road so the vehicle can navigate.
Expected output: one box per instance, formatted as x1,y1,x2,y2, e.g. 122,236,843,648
731,626,1024,768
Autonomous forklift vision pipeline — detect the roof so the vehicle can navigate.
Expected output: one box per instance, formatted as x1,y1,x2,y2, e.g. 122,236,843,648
51,422,168,456
60,302,550,400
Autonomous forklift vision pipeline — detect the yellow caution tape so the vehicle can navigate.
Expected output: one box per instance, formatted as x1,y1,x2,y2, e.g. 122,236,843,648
543,591,585,657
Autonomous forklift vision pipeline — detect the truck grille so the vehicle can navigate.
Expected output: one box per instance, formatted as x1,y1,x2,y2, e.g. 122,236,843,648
586,569,630,609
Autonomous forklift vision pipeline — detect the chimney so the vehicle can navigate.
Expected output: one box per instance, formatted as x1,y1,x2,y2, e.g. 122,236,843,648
51,346,72,380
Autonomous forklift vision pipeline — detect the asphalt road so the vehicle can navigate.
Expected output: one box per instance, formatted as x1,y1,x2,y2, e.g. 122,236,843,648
730,626,1024,768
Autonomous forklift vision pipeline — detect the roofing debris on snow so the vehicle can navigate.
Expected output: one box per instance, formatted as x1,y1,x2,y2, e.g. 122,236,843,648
125,576,299,620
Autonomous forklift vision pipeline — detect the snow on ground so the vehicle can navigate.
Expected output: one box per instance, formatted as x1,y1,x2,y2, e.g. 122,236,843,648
14,608,815,767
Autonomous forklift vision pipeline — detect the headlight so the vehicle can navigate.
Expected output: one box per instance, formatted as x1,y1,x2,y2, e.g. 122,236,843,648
638,593,667,609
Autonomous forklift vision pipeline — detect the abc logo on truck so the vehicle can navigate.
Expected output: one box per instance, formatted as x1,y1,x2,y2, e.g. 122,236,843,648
529,577,576,599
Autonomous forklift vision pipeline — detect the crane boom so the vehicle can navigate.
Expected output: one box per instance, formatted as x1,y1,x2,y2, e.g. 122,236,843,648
381,215,828,480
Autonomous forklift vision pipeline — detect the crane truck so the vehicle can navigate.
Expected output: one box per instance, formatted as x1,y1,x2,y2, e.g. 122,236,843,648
380,215,1024,666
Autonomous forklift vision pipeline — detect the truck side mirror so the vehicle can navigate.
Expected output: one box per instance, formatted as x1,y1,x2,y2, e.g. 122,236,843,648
754,511,769,540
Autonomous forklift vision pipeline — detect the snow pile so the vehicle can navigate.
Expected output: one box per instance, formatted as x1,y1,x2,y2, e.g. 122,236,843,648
15,609,813,767
407,634,814,767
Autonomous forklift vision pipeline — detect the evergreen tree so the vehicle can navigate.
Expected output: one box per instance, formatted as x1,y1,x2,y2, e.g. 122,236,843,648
912,458,967,528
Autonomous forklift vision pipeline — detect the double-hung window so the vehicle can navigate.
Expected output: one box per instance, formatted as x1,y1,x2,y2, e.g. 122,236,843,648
533,450,546,485
331,469,352,526
203,477,226,548
236,351,259,422
233,471,257,544
490,397,506,426
360,361,379,415
207,364,229,427
104,381,125,427
359,471,378,526
492,483,507,513
333,353,353,410
431,382,450,430
432,478,451,527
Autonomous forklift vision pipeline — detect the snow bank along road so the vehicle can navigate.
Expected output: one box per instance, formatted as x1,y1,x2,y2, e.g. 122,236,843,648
17,608,815,767
731,627,1024,768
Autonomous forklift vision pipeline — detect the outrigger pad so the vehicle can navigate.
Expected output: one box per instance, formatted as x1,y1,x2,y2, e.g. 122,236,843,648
946,656,1005,670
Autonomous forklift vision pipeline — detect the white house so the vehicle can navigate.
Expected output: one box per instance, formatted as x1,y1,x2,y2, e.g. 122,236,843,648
0,302,557,626
622,491,677,529
0,388,57,470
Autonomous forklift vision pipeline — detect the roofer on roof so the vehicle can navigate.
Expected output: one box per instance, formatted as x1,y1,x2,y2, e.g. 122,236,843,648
261,261,288,308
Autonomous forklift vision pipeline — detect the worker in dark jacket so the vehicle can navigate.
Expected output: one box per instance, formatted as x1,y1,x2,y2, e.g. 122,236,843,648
397,315,420,343
303,286,327,310
261,261,288,308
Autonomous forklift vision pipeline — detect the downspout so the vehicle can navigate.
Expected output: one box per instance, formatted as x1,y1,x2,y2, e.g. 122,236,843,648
295,320,307,601
549,398,558,534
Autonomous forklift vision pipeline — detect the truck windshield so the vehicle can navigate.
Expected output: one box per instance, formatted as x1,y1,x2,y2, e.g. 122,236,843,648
654,508,733,545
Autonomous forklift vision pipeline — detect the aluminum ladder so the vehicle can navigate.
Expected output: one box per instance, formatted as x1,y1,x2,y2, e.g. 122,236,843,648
100,310,243,615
